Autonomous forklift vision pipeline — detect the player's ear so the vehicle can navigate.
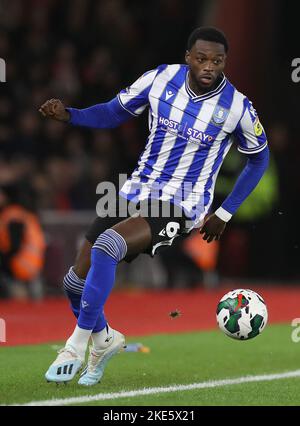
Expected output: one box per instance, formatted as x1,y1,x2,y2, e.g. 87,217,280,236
185,50,190,65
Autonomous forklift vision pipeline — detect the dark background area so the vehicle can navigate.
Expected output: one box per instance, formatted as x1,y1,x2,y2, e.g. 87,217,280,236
0,0,299,286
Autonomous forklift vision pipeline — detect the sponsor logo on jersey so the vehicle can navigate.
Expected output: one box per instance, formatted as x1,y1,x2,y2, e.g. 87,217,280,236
254,117,263,136
158,116,214,144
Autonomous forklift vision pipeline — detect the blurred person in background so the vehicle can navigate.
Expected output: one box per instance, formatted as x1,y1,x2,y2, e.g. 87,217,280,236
0,0,201,216
39,27,269,386
0,181,46,300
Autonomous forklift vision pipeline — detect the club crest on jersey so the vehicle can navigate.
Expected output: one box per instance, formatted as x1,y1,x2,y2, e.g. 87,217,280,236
211,105,229,125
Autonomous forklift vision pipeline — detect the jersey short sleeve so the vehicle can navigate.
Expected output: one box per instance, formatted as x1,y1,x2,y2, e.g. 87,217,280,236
117,68,160,117
234,98,268,154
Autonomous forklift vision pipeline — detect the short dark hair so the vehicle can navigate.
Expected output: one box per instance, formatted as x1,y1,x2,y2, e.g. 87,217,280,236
187,27,228,53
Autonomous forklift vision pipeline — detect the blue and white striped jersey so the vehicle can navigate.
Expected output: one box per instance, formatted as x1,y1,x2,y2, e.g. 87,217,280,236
118,64,268,225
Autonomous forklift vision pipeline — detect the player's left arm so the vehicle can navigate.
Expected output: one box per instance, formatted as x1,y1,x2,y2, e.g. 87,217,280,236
200,99,269,243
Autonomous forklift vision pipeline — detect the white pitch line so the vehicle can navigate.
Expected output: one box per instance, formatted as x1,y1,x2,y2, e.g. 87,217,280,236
7,370,300,406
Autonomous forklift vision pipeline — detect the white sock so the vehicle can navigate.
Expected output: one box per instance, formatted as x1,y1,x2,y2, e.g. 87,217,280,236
66,325,92,359
91,324,113,351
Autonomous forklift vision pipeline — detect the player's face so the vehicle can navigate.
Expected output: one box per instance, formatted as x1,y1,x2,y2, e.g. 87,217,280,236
185,40,226,91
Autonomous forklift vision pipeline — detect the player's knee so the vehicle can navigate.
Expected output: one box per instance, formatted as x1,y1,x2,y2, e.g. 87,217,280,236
92,229,127,263
63,266,85,294
73,262,89,280
73,240,92,279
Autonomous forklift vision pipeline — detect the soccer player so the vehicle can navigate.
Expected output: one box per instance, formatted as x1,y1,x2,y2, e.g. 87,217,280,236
39,27,269,385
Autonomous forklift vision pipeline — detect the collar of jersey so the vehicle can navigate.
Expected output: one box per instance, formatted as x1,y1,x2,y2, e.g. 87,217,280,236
185,70,227,102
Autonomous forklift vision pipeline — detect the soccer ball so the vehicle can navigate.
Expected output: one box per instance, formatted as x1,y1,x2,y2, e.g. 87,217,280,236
216,289,268,340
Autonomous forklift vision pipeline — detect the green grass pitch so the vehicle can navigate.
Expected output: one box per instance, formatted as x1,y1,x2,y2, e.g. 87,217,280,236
1,324,300,406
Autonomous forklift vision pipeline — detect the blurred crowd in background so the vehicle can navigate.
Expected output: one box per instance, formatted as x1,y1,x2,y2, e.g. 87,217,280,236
0,0,299,298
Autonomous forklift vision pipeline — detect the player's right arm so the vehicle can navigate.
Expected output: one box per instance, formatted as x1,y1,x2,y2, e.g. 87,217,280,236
39,68,160,129
39,97,132,128
200,98,269,243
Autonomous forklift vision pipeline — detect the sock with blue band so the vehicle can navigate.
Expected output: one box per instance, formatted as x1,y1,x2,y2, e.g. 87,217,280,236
78,229,127,332
63,266,104,333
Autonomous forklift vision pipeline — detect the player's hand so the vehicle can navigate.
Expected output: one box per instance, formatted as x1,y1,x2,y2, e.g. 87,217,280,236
199,213,226,243
39,99,70,122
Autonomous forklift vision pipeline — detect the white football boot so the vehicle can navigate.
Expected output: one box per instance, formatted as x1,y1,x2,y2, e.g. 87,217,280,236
78,329,125,386
45,346,83,383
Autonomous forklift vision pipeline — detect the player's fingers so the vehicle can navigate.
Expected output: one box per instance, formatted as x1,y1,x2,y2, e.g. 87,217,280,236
48,99,59,115
207,235,214,243
39,103,48,112
48,98,59,105
39,108,46,117
40,101,54,115
200,223,209,234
